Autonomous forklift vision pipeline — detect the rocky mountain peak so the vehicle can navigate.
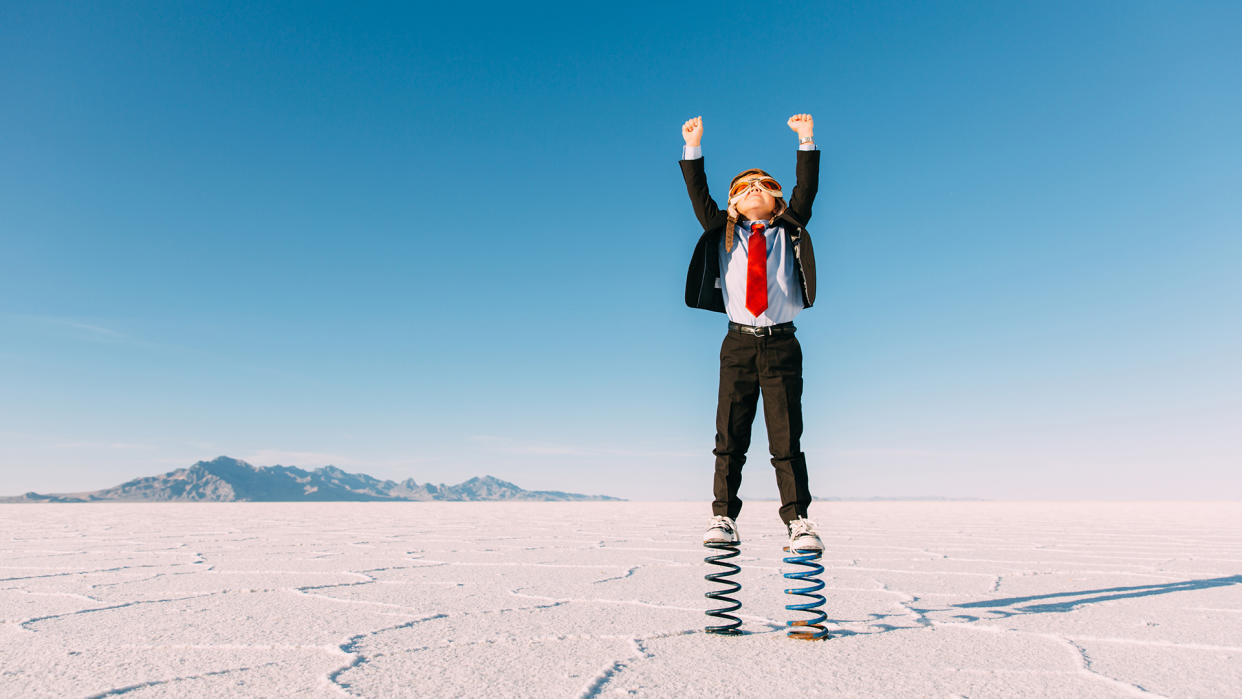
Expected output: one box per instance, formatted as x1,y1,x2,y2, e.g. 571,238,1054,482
1,457,622,503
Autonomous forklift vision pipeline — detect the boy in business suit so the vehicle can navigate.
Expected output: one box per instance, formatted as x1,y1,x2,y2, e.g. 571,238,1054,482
679,114,824,552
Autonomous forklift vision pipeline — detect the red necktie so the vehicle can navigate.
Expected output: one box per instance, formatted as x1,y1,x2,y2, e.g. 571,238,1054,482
745,222,768,317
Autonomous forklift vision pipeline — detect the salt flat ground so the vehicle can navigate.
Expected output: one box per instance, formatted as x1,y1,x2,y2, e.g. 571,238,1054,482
1,502,1240,698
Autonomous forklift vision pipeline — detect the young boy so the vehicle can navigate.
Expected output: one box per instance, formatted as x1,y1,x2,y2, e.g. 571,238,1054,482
678,114,824,552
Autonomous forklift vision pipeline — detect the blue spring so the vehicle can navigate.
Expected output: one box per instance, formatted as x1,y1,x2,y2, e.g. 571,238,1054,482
703,542,742,635
782,548,829,640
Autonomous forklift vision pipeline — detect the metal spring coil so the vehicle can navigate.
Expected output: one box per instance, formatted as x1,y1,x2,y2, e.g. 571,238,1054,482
783,548,829,640
703,542,742,635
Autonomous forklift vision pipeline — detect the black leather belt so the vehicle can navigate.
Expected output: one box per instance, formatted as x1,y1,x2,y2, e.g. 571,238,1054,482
729,321,796,337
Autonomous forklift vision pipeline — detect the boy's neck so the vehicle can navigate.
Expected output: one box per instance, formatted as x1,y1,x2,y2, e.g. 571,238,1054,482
737,204,777,221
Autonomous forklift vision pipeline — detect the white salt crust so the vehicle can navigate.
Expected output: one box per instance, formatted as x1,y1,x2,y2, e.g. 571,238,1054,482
2,501,1240,697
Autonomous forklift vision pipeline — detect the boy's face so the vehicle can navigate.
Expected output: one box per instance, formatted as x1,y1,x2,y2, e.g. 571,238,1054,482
731,177,778,219
740,184,776,215
729,170,782,219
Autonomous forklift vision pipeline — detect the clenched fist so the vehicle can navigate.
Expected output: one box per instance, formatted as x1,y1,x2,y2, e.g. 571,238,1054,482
682,116,703,147
787,113,814,139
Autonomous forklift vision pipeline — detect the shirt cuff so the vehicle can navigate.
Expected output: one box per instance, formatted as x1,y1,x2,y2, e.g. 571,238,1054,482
798,142,817,151
682,144,702,160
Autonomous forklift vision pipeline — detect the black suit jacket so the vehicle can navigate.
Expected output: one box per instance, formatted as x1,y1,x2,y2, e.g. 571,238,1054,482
679,149,820,314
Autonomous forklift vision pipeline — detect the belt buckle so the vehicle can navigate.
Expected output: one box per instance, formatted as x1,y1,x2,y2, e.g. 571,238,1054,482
732,322,770,337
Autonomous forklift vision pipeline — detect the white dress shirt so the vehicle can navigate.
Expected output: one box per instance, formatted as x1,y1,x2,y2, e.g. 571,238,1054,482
682,144,815,326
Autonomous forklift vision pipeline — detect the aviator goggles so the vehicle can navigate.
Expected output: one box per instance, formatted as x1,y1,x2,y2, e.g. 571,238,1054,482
728,175,783,202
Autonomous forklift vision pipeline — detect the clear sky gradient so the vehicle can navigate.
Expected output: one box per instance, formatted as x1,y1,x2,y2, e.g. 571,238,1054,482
2,1,1239,500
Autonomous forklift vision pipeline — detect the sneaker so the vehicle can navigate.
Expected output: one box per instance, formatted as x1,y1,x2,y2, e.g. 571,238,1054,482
787,516,823,552
703,515,741,545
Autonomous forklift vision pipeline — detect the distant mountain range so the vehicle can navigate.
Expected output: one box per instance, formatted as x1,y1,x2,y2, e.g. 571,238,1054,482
1,456,623,503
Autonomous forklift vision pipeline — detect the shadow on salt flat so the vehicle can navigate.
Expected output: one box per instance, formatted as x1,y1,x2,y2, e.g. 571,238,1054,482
953,574,1242,614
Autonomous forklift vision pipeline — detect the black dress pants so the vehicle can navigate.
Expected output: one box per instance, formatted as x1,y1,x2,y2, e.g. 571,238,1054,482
712,327,812,526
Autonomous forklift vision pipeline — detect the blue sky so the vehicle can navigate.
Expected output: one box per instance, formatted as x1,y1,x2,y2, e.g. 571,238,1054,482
2,1,1239,500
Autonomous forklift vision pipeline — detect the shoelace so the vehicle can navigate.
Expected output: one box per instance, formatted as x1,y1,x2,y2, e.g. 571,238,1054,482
710,515,734,532
708,515,738,540
789,516,818,541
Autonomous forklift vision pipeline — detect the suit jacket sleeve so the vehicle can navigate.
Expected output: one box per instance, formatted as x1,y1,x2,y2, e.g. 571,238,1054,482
786,148,821,225
679,157,727,231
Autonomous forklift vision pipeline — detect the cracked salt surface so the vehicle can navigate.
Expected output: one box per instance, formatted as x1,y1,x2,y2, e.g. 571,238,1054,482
2,501,1240,697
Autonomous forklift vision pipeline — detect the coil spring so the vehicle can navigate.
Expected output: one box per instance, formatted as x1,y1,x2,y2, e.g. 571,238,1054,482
703,542,742,635
783,548,828,640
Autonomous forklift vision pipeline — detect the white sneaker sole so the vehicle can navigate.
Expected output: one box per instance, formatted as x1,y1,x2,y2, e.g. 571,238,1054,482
786,540,823,552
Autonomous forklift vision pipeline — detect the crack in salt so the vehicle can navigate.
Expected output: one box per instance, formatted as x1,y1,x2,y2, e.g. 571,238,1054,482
1061,637,1162,697
578,632,687,698
82,661,283,698
19,592,221,631
0,564,165,583
879,582,934,628
327,613,450,695
593,565,640,584
578,659,626,699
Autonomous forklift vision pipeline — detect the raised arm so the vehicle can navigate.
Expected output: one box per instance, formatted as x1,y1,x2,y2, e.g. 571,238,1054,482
678,116,726,230
786,113,820,225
